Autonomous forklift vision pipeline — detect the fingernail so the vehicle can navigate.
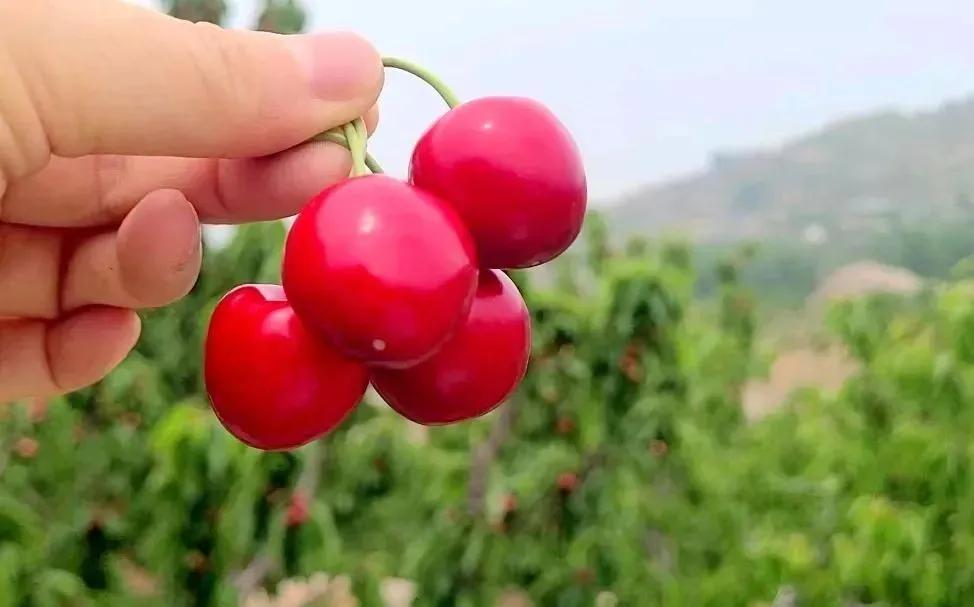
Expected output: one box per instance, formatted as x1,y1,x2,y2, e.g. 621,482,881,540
287,31,384,101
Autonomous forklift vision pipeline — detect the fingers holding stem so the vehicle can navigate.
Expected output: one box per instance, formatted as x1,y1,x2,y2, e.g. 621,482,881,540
315,126,383,175
310,56,462,177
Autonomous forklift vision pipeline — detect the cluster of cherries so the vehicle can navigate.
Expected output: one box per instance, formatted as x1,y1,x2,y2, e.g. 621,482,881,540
204,58,587,451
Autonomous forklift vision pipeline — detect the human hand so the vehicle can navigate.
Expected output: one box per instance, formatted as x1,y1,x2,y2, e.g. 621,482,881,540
0,0,384,403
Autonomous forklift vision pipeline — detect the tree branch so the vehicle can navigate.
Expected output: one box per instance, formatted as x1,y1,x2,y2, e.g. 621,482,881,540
233,440,327,601
466,401,518,518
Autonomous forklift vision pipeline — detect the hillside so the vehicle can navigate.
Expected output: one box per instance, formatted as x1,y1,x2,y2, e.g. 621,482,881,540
607,94,974,243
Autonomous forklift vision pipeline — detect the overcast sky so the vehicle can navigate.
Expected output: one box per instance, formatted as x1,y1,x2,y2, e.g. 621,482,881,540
131,0,974,206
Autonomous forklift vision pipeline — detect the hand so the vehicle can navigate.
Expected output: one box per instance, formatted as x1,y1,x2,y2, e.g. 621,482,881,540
0,0,384,403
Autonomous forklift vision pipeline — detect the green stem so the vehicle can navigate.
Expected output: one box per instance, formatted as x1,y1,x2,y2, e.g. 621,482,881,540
353,117,369,144
350,117,380,173
342,120,370,177
306,57,458,176
313,132,384,174
382,57,462,109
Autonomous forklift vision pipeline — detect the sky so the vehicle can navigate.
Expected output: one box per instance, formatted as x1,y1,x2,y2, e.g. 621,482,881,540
131,0,974,206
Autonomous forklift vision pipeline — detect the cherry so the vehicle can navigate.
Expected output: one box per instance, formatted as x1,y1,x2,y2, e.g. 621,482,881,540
186,552,209,573
649,440,669,457
574,568,594,585
372,269,531,425
282,174,479,368
286,492,310,527
409,96,587,270
204,284,369,451
557,472,579,493
555,417,575,435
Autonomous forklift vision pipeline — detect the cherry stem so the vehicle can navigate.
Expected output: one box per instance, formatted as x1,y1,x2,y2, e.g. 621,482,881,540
341,118,370,177
314,131,384,174
307,57,460,177
381,57,462,109
354,117,368,143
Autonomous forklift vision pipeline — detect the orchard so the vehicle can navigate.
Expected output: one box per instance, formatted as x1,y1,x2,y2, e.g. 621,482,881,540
3,2,974,607
8,203,974,605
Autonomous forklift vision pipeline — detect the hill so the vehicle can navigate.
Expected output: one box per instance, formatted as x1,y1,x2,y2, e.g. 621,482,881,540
606,94,974,243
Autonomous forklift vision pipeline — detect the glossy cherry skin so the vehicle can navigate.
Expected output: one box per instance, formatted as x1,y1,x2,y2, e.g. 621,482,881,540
204,284,369,451
371,269,531,425
282,174,479,368
409,96,588,270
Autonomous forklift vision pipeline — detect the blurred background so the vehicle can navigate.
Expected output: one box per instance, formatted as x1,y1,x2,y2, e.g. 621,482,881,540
7,0,974,605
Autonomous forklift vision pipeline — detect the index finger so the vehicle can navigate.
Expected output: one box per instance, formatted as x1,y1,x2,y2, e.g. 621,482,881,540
1,106,379,226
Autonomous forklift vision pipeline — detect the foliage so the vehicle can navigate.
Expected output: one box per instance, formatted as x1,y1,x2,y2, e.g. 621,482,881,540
3,199,973,606
0,208,759,606
691,214,974,307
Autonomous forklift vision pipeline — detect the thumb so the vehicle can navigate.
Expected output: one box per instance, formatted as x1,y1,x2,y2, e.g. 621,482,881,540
0,0,383,165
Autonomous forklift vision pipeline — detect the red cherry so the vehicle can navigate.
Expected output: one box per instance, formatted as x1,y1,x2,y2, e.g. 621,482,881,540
286,492,310,527
557,472,578,493
204,284,369,451
372,269,531,425
555,417,575,435
409,96,587,270
282,175,479,368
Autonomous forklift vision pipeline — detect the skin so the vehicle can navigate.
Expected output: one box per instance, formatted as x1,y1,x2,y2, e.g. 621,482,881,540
0,0,385,404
